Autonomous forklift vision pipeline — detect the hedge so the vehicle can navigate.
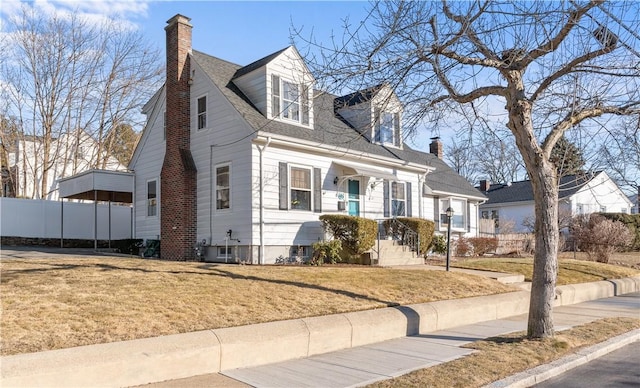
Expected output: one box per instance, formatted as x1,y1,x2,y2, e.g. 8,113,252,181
384,217,435,256
597,213,640,251
319,214,377,256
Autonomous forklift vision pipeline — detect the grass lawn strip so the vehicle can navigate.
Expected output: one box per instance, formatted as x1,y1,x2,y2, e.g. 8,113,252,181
367,317,640,388
1,257,514,355
454,256,639,285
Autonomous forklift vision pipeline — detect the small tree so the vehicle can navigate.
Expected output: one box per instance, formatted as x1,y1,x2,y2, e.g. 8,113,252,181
571,214,633,263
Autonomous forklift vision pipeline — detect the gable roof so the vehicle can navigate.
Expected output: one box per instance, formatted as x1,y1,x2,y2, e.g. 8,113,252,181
333,84,384,108
232,46,289,79
480,172,602,205
189,49,485,201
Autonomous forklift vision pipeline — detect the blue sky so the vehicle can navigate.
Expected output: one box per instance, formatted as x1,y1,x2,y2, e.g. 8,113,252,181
1,0,447,151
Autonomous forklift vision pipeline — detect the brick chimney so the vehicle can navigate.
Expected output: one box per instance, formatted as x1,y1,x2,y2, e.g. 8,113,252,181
479,180,491,192
429,137,444,160
161,14,197,260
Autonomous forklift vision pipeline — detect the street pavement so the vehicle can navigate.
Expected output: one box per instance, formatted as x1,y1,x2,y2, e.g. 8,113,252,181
147,292,640,388
535,341,640,388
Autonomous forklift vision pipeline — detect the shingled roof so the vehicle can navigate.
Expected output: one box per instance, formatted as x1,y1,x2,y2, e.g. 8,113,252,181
191,49,486,200
480,173,598,205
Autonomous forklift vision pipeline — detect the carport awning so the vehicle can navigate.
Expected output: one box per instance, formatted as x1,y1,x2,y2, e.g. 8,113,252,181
333,161,398,181
59,169,134,203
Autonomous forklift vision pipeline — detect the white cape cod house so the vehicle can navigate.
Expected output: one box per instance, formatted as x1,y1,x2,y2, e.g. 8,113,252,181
129,14,486,264
478,171,633,233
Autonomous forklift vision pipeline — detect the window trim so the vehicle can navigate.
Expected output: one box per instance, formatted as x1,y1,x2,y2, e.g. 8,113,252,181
391,181,406,217
271,74,311,126
215,163,231,211
197,95,207,131
289,164,312,211
439,197,467,231
146,179,158,218
374,109,400,147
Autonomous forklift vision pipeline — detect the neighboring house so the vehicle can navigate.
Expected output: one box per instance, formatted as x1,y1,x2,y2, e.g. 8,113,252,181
129,14,486,264
1,129,127,200
478,171,633,233
630,189,639,214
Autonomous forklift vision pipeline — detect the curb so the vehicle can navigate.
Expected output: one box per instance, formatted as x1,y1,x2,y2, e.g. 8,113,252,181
484,329,640,388
2,276,639,387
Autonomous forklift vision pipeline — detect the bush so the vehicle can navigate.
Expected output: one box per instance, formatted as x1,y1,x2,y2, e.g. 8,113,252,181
467,237,499,256
454,237,472,257
310,240,342,265
571,214,633,263
111,239,144,255
384,217,435,256
319,215,377,256
429,235,447,255
597,213,640,251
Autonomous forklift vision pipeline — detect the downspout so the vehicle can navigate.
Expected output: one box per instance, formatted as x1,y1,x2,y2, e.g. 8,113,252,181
418,173,424,219
257,137,271,265
209,145,214,246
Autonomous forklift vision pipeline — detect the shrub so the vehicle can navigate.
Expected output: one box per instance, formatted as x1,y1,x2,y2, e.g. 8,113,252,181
467,237,499,256
112,239,144,255
571,214,633,263
319,215,377,256
454,237,472,257
429,235,447,255
597,213,640,251
384,217,435,256
310,240,342,265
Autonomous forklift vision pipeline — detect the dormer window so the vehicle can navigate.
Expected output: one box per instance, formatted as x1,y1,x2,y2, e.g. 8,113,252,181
271,74,310,125
374,109,400,147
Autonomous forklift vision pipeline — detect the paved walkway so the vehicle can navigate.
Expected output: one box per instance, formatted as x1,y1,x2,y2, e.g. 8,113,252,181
148,292,639,388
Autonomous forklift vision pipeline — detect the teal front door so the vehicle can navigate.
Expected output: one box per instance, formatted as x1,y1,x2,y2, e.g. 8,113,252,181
348,179,360,216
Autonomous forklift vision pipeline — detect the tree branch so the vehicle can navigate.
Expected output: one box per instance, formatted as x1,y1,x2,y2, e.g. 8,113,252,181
521,0,604,67
543,103,640,156
531,46,616,101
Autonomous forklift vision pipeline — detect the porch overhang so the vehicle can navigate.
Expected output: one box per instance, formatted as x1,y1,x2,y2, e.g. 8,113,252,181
59,169,134,203
333,161,398,182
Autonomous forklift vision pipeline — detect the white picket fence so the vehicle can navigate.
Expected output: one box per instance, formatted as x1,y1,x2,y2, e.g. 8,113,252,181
0,197,132,240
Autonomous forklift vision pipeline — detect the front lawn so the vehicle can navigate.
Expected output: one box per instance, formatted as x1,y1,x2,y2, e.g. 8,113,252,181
1,257,513,355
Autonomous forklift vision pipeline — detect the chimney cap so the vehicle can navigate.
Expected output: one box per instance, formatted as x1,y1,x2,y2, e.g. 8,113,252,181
166,14,192,27
430,136,440,141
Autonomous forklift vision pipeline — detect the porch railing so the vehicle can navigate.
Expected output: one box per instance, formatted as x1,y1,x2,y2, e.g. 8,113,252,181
373,218,420,262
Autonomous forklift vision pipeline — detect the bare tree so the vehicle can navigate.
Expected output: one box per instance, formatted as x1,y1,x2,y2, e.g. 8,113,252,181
1,6,162,198
473,129,525,184
301,0,640,338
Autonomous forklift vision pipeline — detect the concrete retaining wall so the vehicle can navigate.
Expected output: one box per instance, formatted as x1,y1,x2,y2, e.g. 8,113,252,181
2,276,638,388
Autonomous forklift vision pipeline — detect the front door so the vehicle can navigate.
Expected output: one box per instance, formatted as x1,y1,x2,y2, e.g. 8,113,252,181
348,179,360,216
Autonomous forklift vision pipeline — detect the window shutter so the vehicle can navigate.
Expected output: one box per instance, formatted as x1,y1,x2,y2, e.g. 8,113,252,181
434,197,440,230
467,202,471,232
383,180,390,218
406,182,412,217
272,75,280,118
393,112,400,147
313,167,322,213
374,108,381,142
279,162,288,210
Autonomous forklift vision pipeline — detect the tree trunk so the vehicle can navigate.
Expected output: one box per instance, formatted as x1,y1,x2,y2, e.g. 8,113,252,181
505,79,559,339
527,163,559,338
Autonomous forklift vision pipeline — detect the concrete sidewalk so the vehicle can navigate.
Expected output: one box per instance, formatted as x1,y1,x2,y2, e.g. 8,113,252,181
149,292,640,388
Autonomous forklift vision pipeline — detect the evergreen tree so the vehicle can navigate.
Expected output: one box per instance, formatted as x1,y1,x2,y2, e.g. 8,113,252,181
550,136,585,177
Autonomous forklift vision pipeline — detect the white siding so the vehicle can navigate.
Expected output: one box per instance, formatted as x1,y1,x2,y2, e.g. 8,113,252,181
570,172,632,214
130,89,165,241
233,67,267,116
190,60,255,248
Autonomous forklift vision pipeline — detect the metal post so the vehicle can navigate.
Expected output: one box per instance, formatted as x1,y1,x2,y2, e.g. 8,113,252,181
94,190,98,250
445,207,454,272
108,200,111,249
60,199,64,248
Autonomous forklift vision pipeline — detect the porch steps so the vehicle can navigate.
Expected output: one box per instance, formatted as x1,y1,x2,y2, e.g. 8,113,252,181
370,239,423,266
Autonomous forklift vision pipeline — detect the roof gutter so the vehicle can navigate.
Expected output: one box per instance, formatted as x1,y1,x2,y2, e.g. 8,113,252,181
253,134,434,174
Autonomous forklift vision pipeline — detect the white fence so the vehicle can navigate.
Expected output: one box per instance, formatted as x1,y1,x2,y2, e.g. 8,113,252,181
0,197,132,240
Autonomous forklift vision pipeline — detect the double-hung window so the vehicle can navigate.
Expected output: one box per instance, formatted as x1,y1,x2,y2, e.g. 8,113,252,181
215,164,230,210
391,182,406,216
272,75,309,125
375,110,400,146
440,198,465,229
197,96,207,130
290,166,311,211
147,180,157,217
